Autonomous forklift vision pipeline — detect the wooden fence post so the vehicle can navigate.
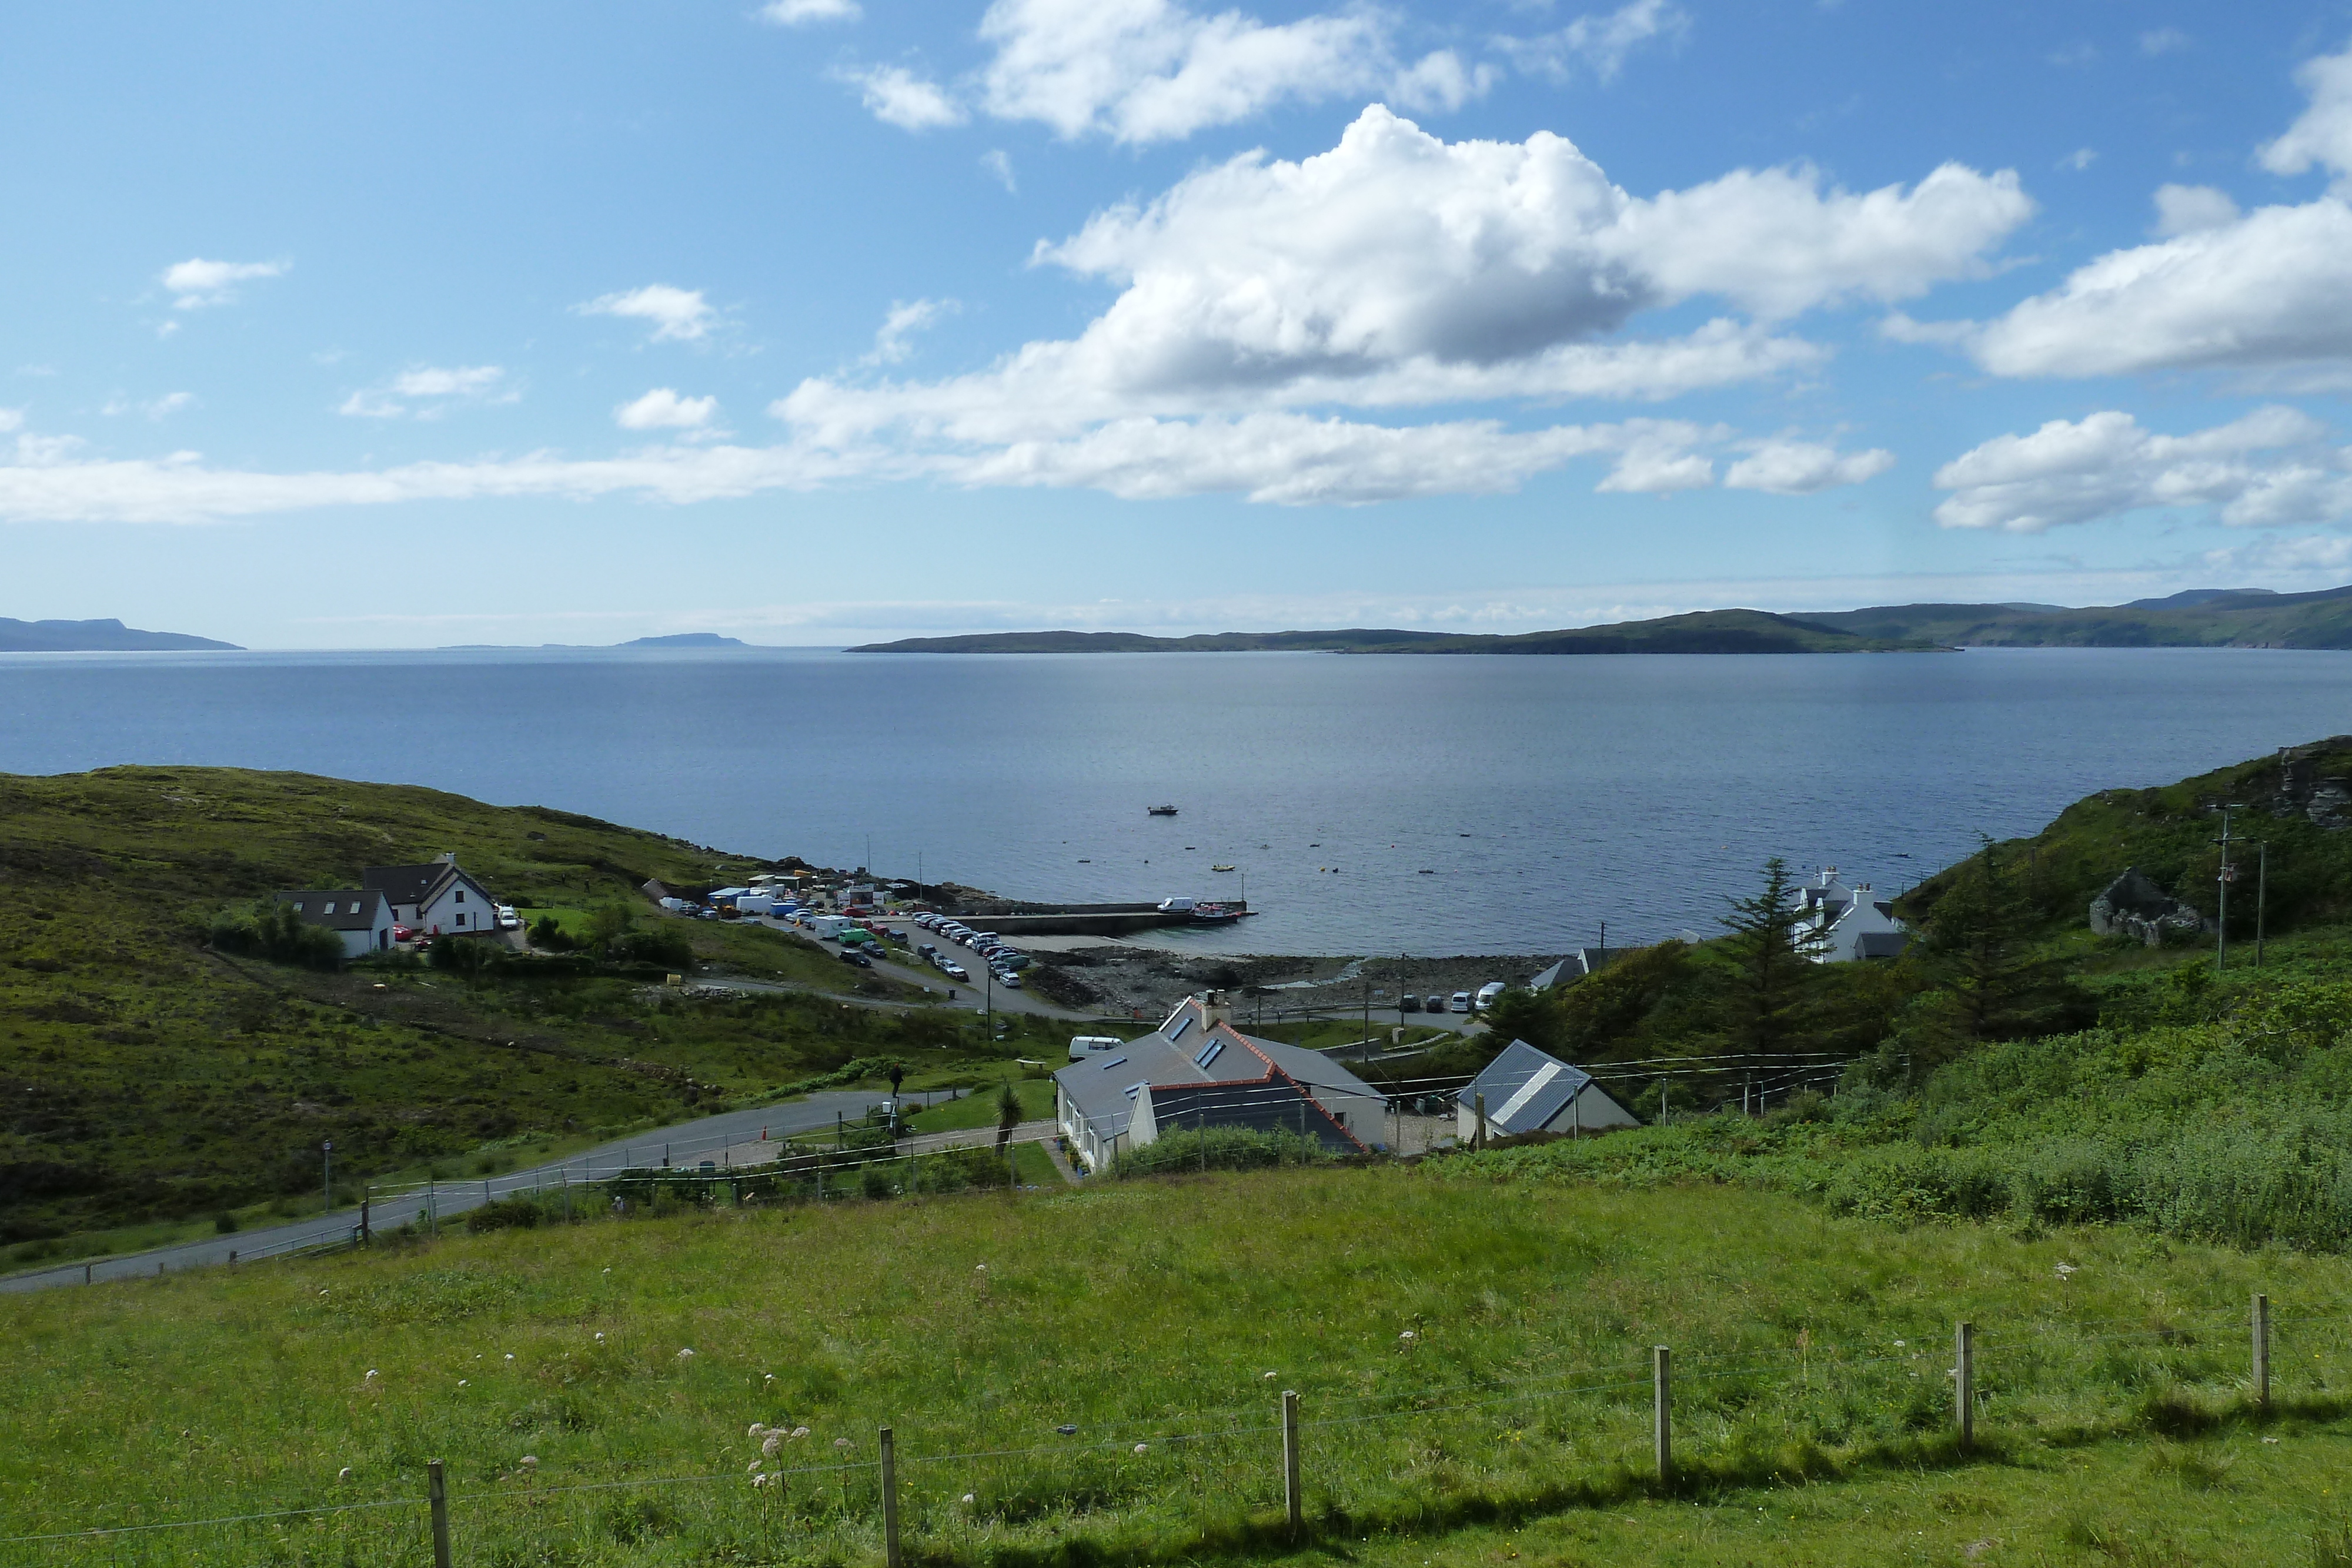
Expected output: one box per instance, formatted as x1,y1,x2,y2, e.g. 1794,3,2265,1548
360,1198,371,1244
1955,1321,1974,1453
880,1426,901,1568
2253,1293,2271,1409
1652,1346,1672,1483
428,1459,452,1568
1473,1094,1487,1151
1281,1389,1302,1533
83,1262,91,1285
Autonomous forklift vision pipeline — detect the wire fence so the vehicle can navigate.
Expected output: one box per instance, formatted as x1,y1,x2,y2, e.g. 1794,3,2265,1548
5,1294,2341,1566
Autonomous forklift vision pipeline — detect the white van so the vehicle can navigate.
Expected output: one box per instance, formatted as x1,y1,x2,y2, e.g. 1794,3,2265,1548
1475,982,1506,1012
1449,991,1473,1014
1068,1035,1125,1061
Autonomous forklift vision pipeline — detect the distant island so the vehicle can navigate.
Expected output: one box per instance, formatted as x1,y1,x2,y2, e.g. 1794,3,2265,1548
0,617,240,653
849,585,2352,656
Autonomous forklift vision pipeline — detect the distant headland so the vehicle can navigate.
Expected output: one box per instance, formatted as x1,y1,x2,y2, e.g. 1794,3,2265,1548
0,617,240,653
848,585,2352,656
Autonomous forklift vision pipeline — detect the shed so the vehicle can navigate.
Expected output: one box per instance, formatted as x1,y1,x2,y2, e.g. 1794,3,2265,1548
1457,1039,1641,1142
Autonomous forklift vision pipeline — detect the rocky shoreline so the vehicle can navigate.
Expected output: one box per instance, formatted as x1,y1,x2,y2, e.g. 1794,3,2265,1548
1020,942,1556,1019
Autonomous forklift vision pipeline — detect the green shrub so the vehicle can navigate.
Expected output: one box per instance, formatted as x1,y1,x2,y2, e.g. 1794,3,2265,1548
206,902,345,971
1111,1125,1335,1178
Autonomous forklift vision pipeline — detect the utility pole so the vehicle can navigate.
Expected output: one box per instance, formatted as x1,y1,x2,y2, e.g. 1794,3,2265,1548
322,1139,333,1213
1362,977,1372,1064
2257,840,2270,968
2214,804,2244,972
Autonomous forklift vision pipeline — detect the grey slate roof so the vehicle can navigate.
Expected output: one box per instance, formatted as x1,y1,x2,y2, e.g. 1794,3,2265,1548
1461,1039,1616,1135
1053,998,1377,1151
274,890,389,932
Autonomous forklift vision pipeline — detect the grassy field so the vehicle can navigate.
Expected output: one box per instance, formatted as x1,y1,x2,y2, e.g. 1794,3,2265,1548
5,1169,2352,1565
0,767,1008,1250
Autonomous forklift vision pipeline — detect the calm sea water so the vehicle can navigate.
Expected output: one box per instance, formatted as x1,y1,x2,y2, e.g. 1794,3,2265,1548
1,646,2345,955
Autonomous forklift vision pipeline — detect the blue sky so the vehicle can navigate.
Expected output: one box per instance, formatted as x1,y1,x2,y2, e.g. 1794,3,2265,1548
6,1,2352,646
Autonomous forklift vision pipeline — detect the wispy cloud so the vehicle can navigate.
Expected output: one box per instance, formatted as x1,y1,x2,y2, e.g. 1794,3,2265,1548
339,365,514,419
614,387,720,432
577,284,717,343
838,65,966,130
760,0,860,24
160,258,287,309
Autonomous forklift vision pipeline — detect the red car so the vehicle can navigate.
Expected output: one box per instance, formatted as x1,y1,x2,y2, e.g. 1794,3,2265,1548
392,924,416,943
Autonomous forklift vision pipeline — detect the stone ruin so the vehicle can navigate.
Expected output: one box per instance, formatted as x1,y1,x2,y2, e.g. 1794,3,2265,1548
2263,737,2352,828
2089,867,2209,947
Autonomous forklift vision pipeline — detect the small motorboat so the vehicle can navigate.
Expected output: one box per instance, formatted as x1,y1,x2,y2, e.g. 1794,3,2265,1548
1211,863,1235,872
1147,804,1179,815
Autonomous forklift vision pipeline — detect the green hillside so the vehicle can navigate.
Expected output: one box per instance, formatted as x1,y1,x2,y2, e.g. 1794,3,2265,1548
1806,583,2352,648
8,1170,2352,1566
0,768,1010,1251
852,611,1936,656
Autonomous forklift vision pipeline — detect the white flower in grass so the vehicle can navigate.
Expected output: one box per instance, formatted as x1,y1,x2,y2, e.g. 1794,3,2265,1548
791,1427,810,1439
1133,1443,1148,1455
338,1467,353,1482
749,1460,764,1473
834,1437,853,1450
975,1263,987,1272
458,1379,470,1388
962,1493,977,1506
1399,1331,1416,1342
1262,1371,1278,1380
2055,1262,2078,1281
364,1369,379,1382
520,1456,537,1469
504,1353,514,1362
677,1348,696,1360
749,1423,769,1437
763,1434,783,1456
594,1333,606,1343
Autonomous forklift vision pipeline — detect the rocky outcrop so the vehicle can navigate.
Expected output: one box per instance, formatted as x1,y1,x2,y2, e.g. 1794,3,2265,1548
2264,738,2352,828
2089,868,2209,946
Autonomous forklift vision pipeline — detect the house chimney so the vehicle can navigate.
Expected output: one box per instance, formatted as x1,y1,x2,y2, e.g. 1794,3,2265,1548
436,851,456,864
1200,991,1231,1029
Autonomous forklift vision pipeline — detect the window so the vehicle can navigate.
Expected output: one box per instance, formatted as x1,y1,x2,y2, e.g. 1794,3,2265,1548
1334,1112,1347,1128
348,902,360,915
1168,1016,1191,1042
1195,1039,1224,1069
1099,1055,1127,1070
455,890,465,902
292,901,304,912
456,913,467,927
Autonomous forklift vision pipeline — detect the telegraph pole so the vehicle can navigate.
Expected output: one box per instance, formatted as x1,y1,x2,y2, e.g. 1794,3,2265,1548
2214,805,2244,972
2256,840,2270,968
322,1139,333,1214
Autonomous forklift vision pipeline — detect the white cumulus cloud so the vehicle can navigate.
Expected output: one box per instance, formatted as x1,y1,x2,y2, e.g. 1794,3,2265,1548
779,106,2024,462
1724,440,1895,494
339,366,513,419
1933,406,2352,533
973,0,1483,145
615,389,719,431
578,284,717,343
866,299,957,365
840,65,966,130
161,258,287,309
2150,183,2240,236
2260,39,2352,192
761,0,860,23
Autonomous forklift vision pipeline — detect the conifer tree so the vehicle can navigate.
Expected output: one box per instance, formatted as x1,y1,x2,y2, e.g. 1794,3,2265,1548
1713,857,1826,1055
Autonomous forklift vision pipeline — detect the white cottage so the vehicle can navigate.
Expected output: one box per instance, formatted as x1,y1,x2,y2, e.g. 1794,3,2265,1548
273,890,397,958
363,854,501,937
1793,869,1910,963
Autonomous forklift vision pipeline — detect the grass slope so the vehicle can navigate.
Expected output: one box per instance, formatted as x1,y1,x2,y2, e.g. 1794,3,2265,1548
7,1172,2352,1566
0,767,1000,1250
1808,582,2352,648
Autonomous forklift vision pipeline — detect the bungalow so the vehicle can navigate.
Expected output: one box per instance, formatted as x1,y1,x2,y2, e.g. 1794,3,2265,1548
1456,1039,1641,1142
1792,868,1910,963
273,889,396,958
362,853,501,937
1530,948,1632,991
1054,994,1387,1172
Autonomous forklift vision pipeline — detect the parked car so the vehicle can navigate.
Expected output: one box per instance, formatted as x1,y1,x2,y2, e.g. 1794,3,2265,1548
995,950,1033,970
1449,991,1473,1013
942,961,968,979
1425,994,1446,1013
392,924,416,943
838,950,873,969
994,971,1023,989
1398,993,1421,1013
1475,982,1506,1011
496,905,522,930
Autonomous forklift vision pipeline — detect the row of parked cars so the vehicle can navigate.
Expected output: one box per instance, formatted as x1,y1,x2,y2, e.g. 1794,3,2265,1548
1398,981,1507,1015
911,912,1033,990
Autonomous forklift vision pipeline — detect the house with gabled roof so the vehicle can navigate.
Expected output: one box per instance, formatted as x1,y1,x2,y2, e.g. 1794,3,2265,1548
1457,1039,1641,1142
1792,868,1910,964
1053,994,1385,1172
362,853,499,937
272,889,396,958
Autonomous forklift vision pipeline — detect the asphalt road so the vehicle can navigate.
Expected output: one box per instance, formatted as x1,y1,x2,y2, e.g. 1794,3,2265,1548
747,915,1089,1022
0,1088,949,1295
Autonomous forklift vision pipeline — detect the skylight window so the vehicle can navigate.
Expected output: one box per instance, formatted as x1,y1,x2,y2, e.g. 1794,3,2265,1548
1167,1016,1191,1042
1099,1056,1127,1069
1195,1039,1224,1069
